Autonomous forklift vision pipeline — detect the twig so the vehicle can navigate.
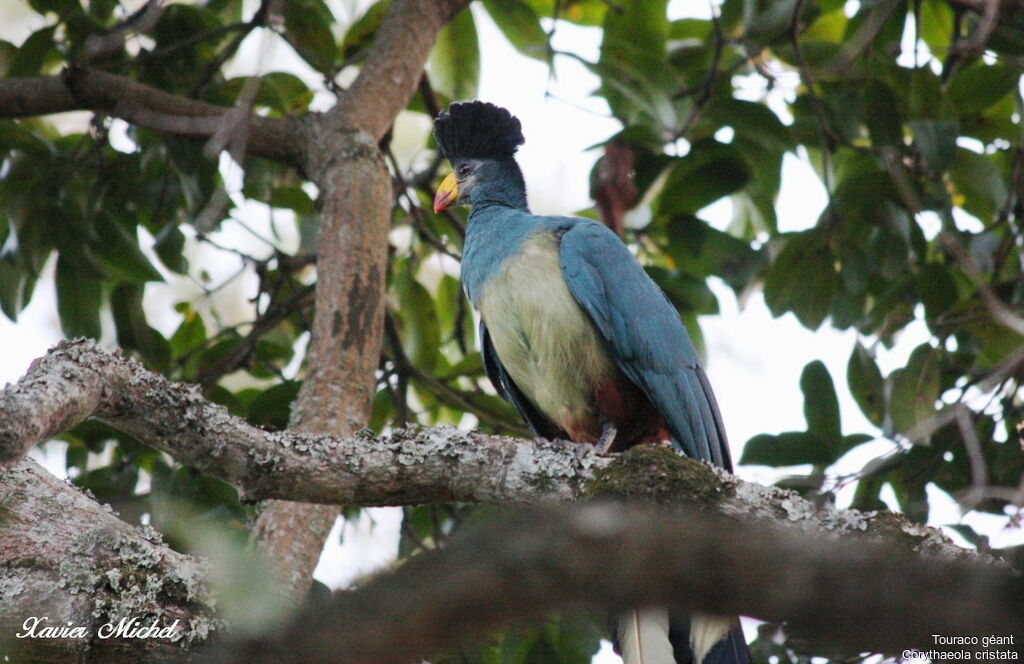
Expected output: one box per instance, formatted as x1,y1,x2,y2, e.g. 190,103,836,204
674,1,725,138
385,146,462,260
791,0,836,192
938,232,1024,336
383,314,528,435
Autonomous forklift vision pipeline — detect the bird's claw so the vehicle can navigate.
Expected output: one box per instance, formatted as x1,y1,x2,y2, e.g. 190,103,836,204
595,420,618,455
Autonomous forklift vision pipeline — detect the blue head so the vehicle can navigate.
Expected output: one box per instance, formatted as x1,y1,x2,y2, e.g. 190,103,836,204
433,102,529,213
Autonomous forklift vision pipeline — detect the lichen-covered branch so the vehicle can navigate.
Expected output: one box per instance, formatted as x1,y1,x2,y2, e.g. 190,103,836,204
0,459,217,664
223,503,1024,664
0,340,999,567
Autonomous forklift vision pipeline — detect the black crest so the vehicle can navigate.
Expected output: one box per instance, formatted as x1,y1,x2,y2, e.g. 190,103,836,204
434,101,524,162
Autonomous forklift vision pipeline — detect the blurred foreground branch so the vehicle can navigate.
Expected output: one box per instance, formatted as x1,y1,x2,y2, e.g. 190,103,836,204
224,503,1024,664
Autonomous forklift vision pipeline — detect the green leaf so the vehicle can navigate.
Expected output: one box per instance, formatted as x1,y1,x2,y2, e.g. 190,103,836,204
340,1,389,60
439,352,484,379
705,98,794,154
430,7,479,100
988,12,1024,56
948,148,1009,223
763,231,839,329
481,0,549,61
0,218,31,321
247,381,301,430
889,343,941,440
111,283,171,371
87,0,116,20
524,0,606,26
56,253,103,339
656,140,751,216
89,217,163,283
863,78,902,147
0,41,16,78
918,0,954,56
601,0,668,78
916,262,959,324
0,257,25,322
282,0,338,70
646,266,718,315
437,273,475,350
848,342,885,427
153,224,188,274
269,184,316,214
74,464,140,503
802,6,847,43
219,73,314,116
169,307,207,358
9,26,57,77
832,147,897,209
907,66,945,120
597,0,673,128
744,0,805,46
909,118,958,175
948,64,1021,115
740,431,834,466
800,360,841,444
394,268,441,372
664,216,765,293
29,0,79,16
368,388,394,433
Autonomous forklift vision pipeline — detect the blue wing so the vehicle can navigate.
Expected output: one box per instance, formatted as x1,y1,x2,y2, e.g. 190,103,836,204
557,219,732,469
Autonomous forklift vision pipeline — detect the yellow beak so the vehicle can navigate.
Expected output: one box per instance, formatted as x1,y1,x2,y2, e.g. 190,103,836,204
433,172,459,213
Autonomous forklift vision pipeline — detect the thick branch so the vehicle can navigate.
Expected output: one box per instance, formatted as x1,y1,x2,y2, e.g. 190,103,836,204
253,0,470,599
224,503,1024,664
0,68,300,168
0,459,217,664
0,340,997,566
326,0,471,138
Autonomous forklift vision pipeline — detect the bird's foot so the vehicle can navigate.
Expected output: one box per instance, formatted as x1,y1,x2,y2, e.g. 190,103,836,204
594,421,618,455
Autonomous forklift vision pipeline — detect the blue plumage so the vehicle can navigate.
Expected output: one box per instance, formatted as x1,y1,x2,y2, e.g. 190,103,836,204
557,219,730,467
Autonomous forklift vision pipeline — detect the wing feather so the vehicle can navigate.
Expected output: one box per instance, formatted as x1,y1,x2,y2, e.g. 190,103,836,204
557,220,731,468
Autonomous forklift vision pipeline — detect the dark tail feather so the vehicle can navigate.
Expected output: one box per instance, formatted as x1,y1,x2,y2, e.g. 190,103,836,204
695,626,750,664
667,616,750,664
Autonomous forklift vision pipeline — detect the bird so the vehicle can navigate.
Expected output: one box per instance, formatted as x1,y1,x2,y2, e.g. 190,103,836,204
432,101,750,664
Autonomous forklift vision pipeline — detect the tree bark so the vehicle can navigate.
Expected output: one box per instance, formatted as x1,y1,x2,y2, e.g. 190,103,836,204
0,459,216,664
247,0,471,601
250,123,391,601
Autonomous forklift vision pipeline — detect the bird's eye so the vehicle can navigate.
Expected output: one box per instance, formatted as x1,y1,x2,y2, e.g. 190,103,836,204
457,164,471,178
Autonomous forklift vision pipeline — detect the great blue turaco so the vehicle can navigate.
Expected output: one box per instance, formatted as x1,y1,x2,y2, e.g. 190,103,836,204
432,101,750,664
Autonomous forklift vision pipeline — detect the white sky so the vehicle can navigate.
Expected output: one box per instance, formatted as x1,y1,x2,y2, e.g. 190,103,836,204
2,1,1021,660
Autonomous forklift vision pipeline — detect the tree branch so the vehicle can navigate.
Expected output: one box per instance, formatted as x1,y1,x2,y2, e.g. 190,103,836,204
252,0,471,601
0,67,301,169
326,0,472,139
0,459,217,664
0,340,999,566
223,503,1024,664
